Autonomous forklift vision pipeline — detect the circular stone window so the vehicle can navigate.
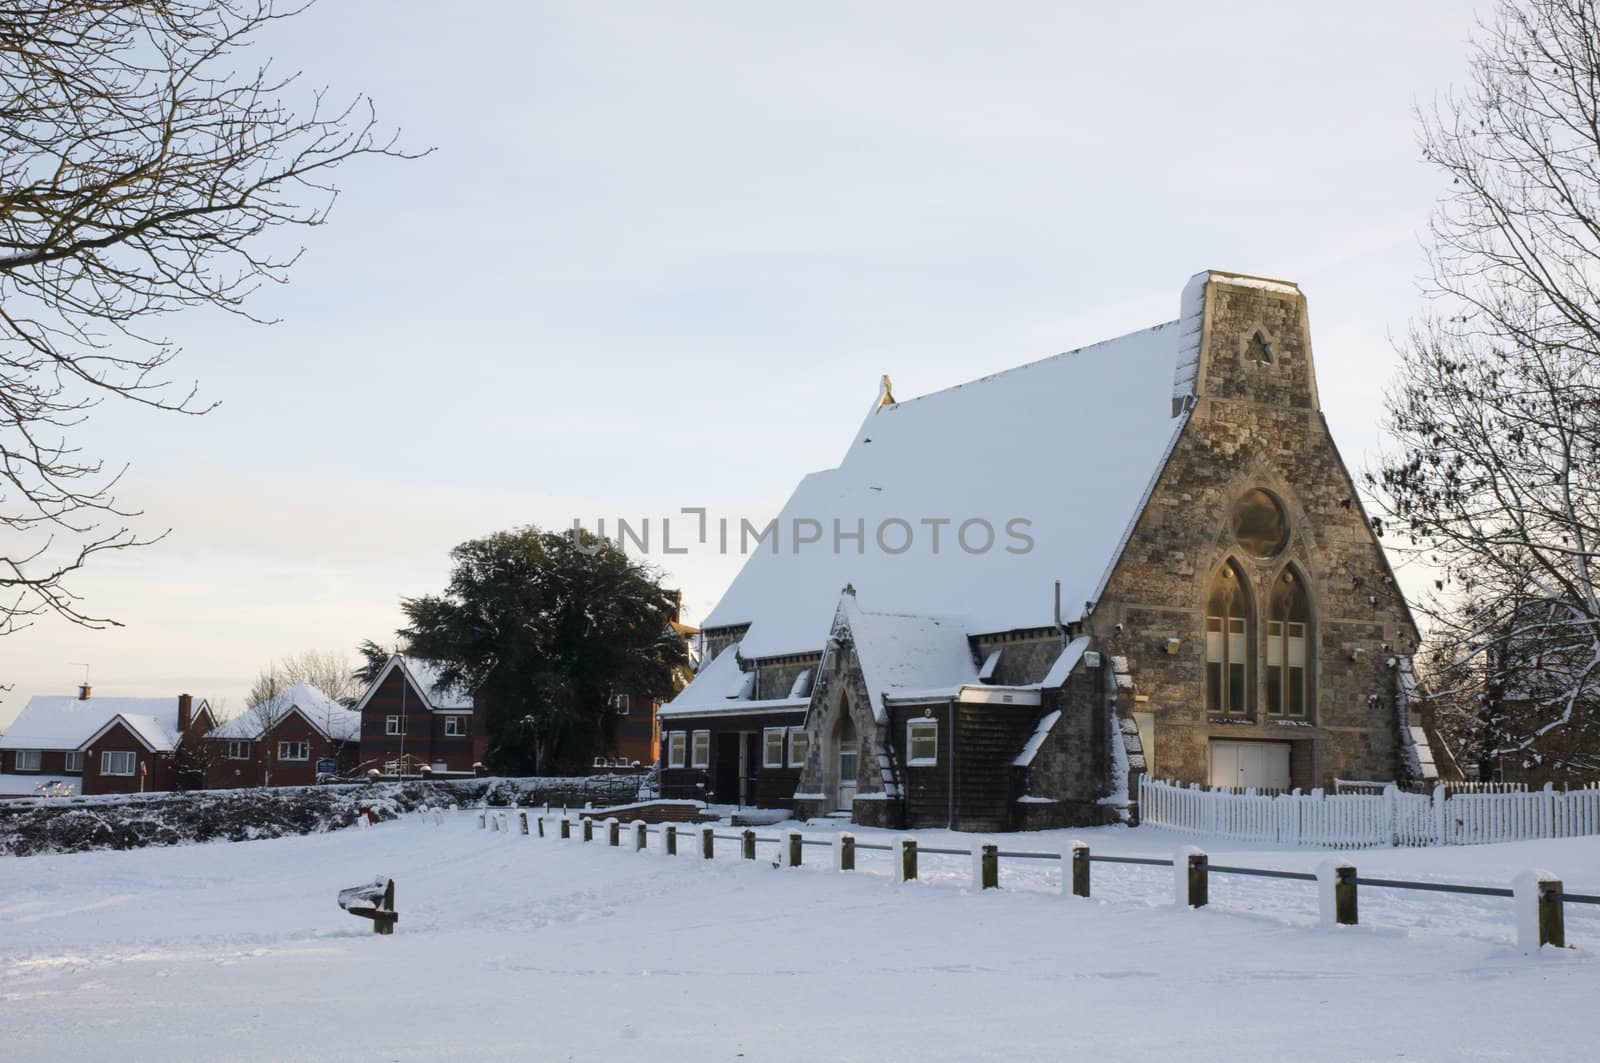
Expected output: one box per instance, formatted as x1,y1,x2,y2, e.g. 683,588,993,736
1231,489,1288,559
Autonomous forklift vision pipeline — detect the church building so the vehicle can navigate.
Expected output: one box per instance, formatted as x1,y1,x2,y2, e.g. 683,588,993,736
659,271,1445,831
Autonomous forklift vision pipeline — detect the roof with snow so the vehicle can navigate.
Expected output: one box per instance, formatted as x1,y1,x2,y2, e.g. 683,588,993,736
660,642,806,718
0,695,202,753
839,597,980,721
352,655,475,716
701,293,1196,660
210,682,361,743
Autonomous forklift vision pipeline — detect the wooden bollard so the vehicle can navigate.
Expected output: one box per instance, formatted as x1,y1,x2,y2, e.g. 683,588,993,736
1517,871,1566,950
1334,864,1357,925
665,824,678,856
607,818,620,847
582,818,594,843
899,837,918,882
700,825,715,859
978,842,999,890
1070,841,1090,898
633,820,648,851
837,832,855,871
1180,848,1208,908
519,811,529,835
536,814,545,837
742,829,756,861
559,816,571,840
786,829,802,868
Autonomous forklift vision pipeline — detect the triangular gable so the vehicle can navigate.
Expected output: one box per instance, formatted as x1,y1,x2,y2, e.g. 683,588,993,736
77,714,167,754
834,594,978,722
351,655,473,717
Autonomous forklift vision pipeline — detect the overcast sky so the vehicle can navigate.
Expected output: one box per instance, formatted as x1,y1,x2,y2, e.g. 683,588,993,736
2,0,1481,724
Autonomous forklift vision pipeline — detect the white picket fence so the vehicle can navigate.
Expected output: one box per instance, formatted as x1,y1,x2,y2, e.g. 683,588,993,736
1138,777,1600,848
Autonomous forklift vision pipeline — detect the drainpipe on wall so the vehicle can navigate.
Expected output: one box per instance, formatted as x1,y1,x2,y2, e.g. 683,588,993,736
1054,580,1069,648
947,698,955,830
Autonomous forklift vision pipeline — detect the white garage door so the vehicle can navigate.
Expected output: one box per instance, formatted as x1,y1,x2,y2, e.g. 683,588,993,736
1209,740,1291,790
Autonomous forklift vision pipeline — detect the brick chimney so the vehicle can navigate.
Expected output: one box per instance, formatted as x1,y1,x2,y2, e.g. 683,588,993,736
78,682,92,700
178,693,192,733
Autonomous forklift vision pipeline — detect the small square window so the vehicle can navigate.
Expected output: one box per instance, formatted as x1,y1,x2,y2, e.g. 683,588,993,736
907,720,938,766
278,741,309,761
691,730,710,769
444,716,467,737
63,751,84,773
788,728,810,768
227,741,251,761
385,715,407,736
610,694,631,715
14,750,41,772
667,732,687,769
763,728,785,769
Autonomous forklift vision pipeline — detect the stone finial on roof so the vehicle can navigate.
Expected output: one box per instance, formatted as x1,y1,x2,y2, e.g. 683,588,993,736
842,582,856,597
878,374,895,407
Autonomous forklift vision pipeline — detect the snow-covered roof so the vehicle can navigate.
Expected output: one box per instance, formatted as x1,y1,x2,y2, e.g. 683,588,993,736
841,596,978,722
0,696,197,753
701,310,1188,659
210,682,361,743
658,643,807,719
351,655,475,717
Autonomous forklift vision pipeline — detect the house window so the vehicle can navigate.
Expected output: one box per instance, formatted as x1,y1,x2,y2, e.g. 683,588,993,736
763,728,786,769
14,750,41,772
385,715,407,736
444,716,467,737
691,730,710,769
788,727,810,768
227,741,251,761
667,732,687,769
63,751,83,773
906,720,938,765
610,694,631,715
1205,560,1253,716
1267,569,1312,718
101,750,136,776
278,741,309,761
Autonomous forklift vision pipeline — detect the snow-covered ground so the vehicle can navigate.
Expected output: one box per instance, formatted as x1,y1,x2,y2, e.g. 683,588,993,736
2,815,1596,1061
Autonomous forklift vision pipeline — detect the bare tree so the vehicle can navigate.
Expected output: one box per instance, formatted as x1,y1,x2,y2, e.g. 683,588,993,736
1,1,420,636
1370,0,1600,780
247,648,362,708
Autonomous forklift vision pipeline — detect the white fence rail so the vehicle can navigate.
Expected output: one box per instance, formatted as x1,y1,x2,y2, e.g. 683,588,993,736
1139,777,1600,848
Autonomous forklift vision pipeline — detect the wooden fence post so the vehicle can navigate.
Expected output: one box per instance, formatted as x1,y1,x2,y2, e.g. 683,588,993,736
607,818,620,847
1317,860,1357,926
741,829,756,860
1069,841,1090,898
836,832,855,871
519,811,529,835
536,814,545,838
477,810,486,830
633,820,648,851
898,837,918,882
665,823,678,855
1516,870,1566,950
1177,847,1207,908
559,816,571,840
786,829,802,868
582,817,594,843
700,824,715,859
977,842,999,890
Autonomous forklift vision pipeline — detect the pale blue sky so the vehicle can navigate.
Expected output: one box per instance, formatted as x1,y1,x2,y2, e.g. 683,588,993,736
3,0,1478,722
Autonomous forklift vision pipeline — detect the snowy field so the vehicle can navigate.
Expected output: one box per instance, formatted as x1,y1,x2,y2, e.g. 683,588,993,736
3,815,1597,1062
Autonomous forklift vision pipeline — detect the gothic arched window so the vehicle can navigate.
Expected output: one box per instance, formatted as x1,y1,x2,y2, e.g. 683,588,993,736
1267,568,1311,717
1205,560,1252,715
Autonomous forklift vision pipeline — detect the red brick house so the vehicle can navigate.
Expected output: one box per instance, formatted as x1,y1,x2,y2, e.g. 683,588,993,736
353,656,484,775
0,687,215,795
204,682,362,788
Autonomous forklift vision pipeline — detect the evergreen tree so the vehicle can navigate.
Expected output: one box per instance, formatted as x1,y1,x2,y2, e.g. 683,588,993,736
398,526,688,774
